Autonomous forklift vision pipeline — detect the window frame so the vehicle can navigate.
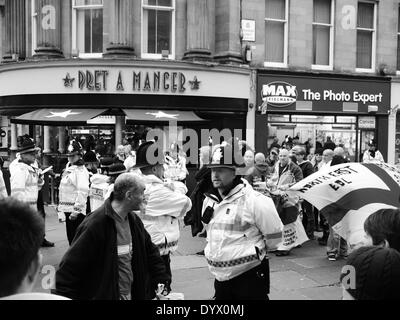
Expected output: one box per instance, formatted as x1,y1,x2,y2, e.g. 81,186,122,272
311,0,335,71
71,0,104,59
141,0,176,60
355,0,377,73
264,0,289,68
397,5,400,75
31,0,38,56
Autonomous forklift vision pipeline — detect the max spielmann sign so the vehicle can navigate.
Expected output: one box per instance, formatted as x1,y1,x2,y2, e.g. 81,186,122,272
258,74,391,114
63,70,201,93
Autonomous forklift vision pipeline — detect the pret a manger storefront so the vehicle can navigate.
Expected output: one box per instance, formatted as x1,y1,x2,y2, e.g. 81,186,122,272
256,71,391,162
0,59,250,160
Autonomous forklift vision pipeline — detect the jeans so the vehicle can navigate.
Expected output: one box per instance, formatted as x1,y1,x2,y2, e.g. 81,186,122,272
327,225,348,257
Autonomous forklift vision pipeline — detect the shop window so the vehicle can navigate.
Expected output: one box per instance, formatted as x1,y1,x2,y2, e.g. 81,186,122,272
72,0,104,58
264,0,288,67
141,0,175,59
312,0,334,70
267,114,358,162
356,1,376,72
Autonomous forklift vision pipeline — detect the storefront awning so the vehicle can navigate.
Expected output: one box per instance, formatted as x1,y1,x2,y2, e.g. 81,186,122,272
11,109,108,126
123,109,206,123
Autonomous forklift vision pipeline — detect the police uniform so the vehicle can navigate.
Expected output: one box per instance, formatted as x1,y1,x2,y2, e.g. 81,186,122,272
58,140,90,245
203,143,283,300
133,141,192,290
10,138,43,208
89,163,126,212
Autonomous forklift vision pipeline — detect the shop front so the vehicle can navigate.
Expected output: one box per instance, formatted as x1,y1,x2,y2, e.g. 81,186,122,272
256,71,391,162
0,59,250,193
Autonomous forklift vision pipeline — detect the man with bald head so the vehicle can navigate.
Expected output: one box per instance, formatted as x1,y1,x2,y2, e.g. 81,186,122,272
54,173,170,300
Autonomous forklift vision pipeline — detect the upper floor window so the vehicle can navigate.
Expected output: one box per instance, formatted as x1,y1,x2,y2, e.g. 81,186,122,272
141,0,175,59
72,0,103,58
397,5,400,72
312,0,334,70
356,1,376,72
264,0,288,67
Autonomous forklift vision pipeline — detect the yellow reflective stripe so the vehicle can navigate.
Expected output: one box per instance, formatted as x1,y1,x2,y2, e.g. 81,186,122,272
265,232,283,240
212,222,252,233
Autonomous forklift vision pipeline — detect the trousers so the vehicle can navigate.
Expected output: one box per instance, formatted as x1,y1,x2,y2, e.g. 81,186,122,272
64,212,85,245
214,259,270,300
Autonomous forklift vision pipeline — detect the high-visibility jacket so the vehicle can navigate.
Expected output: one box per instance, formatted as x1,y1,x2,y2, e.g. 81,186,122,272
10,161,44,208
58,163,90,215
363,150,385,164
89,174,110,212
0,170,8,198
137,174,192,256
202,180,284,282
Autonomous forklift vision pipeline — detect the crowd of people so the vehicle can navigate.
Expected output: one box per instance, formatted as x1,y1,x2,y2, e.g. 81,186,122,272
0,133,399,301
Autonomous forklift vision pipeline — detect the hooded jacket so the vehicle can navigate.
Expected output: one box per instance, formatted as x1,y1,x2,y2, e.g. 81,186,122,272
137,174,192,256
202,180,283,282
54,195,170,300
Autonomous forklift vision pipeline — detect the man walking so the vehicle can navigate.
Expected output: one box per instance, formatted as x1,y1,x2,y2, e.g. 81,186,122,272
202,142,283,300
54,174,170,300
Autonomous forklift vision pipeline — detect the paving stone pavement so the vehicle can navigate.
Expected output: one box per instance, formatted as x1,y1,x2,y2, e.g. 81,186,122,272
34,206,346,300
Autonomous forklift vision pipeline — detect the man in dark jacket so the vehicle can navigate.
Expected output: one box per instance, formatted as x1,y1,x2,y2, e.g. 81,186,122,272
54,173,170,300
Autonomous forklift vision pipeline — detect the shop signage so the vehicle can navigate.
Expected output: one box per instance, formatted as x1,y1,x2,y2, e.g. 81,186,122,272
262,81,298,107
358,116,376,129
258,74,391,114
63,70,201,93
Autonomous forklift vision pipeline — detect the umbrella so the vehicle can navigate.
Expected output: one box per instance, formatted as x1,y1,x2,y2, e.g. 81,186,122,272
287,162,400,249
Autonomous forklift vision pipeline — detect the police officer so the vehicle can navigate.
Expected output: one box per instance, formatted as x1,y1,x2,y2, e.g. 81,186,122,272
10,137,43,208
89,163,127,212
202,142,283,300
58,140,90,245
134,141,192,292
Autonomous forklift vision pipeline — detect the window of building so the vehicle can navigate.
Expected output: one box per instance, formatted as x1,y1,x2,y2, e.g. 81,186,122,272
72,0,104,58
397,5,400,73
141,0,175,59
312,0,334,70
264,0,288,67
356,1,376,72
31,0,38,56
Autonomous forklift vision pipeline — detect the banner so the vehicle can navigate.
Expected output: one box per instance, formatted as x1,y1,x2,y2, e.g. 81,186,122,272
288,163,400,249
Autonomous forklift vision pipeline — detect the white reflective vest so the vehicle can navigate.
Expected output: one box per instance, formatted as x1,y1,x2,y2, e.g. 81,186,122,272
137,174,192,256
202,180,284,282
10,162,44,208
89,174,110,212
0,170,7,198
58,163,90,215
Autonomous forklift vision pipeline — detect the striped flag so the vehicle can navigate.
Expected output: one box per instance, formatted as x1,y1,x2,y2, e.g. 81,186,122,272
288,162,400,249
